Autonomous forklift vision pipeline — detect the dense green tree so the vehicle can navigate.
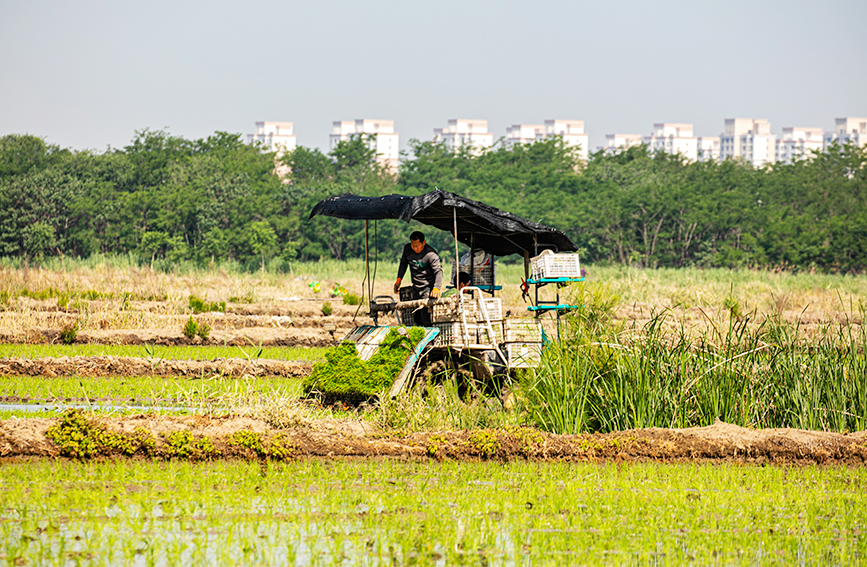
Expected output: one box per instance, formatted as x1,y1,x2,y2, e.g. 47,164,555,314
0,128,864,273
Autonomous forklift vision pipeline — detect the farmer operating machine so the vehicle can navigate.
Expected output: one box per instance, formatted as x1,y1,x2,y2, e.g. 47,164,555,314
309,189,583,396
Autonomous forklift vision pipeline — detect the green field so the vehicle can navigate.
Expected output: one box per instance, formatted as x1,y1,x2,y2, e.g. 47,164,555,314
0,344,328,363
1,459,864,566
0,374,302,407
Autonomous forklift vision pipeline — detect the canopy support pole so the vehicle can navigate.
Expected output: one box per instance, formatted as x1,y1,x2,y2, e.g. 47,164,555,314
470,231,475,288
453,207,472,346
355,220,371,325
365,220,371,303
453,207,460,280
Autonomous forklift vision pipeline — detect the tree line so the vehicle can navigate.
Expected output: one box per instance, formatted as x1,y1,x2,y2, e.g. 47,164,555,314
1,130,865,272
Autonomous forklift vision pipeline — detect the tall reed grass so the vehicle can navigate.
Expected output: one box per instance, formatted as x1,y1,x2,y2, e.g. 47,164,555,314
522,283,867,433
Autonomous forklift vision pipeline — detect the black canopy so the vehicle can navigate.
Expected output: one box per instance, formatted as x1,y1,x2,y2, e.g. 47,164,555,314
309,189,577,257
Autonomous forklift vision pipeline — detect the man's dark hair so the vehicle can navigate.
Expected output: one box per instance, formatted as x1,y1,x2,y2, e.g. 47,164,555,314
458,272,471,286
410,231,425,242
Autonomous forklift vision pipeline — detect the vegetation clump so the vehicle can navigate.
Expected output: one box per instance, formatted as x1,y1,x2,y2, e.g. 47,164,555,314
189,294,226,313
342,293,361,306
59,320,79,345
321,301,333,316
163,431,220,460
196,321,211,342
183,316,198,339
303,327,425,403
505,426,545,456
226,430,294,460
46,410,155,458
467,429,500,458
426,433,449,459
184,315,211,341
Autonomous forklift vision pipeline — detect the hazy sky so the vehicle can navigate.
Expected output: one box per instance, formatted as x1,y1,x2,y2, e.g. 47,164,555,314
2,0,865,154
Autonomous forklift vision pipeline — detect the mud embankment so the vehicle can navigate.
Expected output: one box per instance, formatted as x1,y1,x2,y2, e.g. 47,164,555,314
0,356,312,378
2,416,866,465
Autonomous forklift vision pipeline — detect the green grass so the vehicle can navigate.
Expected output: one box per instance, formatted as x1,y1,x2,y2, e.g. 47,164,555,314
521,283,867,434
0,459,864,565
0,343,328,362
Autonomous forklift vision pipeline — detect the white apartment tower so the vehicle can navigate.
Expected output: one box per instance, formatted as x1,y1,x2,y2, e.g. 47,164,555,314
329,119,400,170
644,123,698,161
824,117,867,149
776,127,824,164
601,133,643,154
540,120,589,161
720,118,776,167
505,124,545,147
247,121,297,156
505,120,590,160
697,137,721,161
434,119,494,153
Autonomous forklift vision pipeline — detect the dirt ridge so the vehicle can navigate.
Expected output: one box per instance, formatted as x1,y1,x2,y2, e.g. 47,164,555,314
0,356,312,377
2,416,865,465
0,327,339,347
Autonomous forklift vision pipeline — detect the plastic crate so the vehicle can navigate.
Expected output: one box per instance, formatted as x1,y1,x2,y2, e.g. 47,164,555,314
456,253,494,287
477,322,504,345
530,252,581,280
397,308,415,326
469,265,493,286
431,296,501,324
506,342,542,368
431,297,460,323
477,297,502,322
431,297,478,323
432,322,479,347
399,287,414,302
503,319,543,342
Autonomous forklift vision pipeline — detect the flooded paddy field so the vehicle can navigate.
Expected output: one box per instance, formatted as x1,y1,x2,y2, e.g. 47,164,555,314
1,458,865,566
2,262,867,564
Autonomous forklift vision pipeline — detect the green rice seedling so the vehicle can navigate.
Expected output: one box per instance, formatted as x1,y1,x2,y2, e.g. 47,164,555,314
0,374,304,409
1,459,865,565
320,301,333,316
304,328,424,403
0,343,328,362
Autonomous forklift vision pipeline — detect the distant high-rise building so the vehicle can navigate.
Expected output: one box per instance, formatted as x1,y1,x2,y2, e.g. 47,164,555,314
540,120,589,161
776,127,824,164
505,124,545,147
601,133,642,154
697,137,720,162
644,123,698,161
720,118,776,167
330,119,399,170
824,117,867,150
434,119,494,154
246,121,297,155
504,120,590,160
